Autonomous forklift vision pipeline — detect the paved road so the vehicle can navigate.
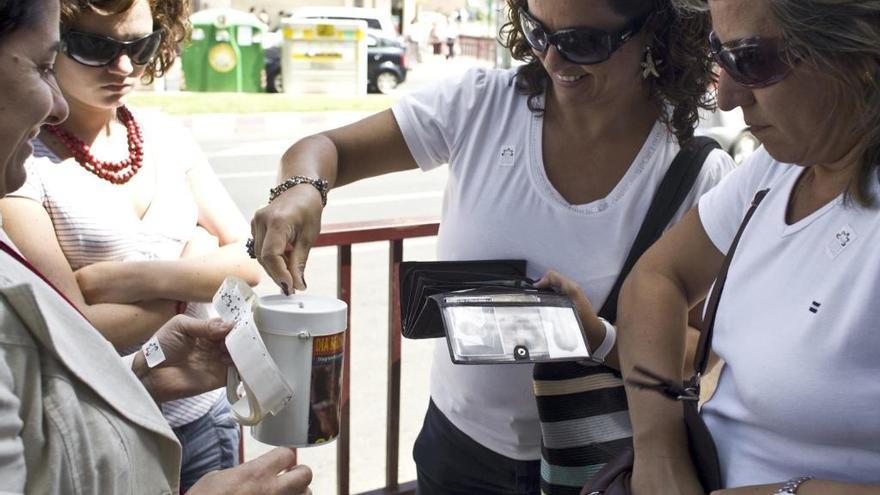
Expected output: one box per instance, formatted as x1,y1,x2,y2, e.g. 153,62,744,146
191,57,492,494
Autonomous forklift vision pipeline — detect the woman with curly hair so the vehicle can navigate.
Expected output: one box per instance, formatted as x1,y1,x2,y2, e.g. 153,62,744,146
248,0,734,493
0,0,261,489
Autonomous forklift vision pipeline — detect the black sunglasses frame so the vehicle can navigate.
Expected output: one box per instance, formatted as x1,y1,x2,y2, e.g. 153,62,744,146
61,29,164,68
519,8,647,66
709,30,792,88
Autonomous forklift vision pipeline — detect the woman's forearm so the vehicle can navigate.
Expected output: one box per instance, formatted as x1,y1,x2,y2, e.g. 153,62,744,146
280,134,341,186
85,300,177,350
716,480,880,495
136,243,261,302
618,267,693,453
77,244,260,304
798,480,880,495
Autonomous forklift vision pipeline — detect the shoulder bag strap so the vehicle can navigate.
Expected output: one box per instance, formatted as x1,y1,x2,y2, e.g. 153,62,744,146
693,188,770,376
598,136,721,322
0,240,86,318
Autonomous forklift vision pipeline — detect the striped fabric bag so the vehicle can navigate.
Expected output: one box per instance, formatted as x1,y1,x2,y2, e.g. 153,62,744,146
534,361,633,494
533,137,721,494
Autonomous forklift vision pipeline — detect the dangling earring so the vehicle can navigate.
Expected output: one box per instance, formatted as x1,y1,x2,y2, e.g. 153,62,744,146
641,45,662,80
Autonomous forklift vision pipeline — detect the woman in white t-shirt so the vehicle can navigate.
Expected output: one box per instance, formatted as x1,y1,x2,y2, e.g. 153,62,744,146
249,0,733,493
618,0,880,494
0,0,261,490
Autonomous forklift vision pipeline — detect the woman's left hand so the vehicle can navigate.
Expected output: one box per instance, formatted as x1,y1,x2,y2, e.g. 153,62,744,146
133,316,234,402
535,269,619,367
534,269,599,321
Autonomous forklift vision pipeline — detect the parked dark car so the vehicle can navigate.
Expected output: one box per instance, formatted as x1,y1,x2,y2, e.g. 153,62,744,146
265,30,407,94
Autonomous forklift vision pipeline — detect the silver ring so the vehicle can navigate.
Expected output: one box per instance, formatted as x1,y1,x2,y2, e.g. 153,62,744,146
246,238,256,259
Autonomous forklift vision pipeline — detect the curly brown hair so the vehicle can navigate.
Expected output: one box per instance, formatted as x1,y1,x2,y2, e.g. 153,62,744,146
500,0,716,144
60,0,189,83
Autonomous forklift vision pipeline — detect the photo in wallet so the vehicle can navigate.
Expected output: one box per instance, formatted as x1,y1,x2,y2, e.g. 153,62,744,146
433,290,590,364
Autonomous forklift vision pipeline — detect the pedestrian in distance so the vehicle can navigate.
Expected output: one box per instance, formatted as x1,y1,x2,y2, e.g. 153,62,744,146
445,17,458,60
429,22,443,56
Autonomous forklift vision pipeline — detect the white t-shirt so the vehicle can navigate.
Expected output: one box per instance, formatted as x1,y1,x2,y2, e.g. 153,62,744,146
698,147,880,487
392,67,734,460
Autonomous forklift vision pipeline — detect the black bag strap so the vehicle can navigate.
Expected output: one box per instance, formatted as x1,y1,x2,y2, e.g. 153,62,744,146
598,136,721,322
693,188,769,376
628,188,770,406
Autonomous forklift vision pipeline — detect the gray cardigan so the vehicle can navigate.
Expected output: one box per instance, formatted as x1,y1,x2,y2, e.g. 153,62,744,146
0,234,182,494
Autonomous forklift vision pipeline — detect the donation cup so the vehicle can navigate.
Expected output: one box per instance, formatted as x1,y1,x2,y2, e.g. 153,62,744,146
218,277,348,448
251,294,347,447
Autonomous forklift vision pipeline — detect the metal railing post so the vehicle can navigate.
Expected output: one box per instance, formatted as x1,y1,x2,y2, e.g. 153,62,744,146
386,239,404,490
337,244,353,495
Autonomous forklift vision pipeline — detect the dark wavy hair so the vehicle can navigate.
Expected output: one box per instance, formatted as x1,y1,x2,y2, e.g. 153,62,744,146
60,0,189,83
500,0,715,144
0,0,42,41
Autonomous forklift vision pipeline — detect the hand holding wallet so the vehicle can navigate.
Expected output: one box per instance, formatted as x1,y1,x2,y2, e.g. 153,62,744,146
399,260,591,364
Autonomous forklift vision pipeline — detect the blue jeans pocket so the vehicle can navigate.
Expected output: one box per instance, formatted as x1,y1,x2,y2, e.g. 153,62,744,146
176,398,241,491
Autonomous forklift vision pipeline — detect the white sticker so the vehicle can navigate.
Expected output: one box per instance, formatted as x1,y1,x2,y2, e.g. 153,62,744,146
826,224,857,259
142,335,166,368
500,145,516,167
213,277,257,323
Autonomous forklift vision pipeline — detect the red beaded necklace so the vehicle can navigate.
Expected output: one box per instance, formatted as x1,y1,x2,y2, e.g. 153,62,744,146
44,105,144,185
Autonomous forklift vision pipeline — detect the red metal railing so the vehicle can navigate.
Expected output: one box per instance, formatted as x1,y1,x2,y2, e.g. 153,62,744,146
313,218,440,495
458,35,497,62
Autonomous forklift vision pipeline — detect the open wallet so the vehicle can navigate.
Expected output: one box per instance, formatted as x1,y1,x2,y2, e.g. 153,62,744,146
399,260,591,364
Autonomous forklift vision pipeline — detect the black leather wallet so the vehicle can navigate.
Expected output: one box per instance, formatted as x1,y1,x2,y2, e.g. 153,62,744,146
399,260,529,339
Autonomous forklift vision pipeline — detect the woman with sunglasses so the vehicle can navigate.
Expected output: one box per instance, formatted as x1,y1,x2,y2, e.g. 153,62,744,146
249,0,734,492
616,0,880,494
0,0,261,489
0,0,312,493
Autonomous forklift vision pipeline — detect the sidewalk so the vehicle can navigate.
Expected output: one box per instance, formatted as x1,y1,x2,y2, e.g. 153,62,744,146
169,54,493,142
178,111,372,142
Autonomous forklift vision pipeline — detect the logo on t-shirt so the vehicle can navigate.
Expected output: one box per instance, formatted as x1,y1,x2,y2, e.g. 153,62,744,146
827,224,856,259
500,145,516,167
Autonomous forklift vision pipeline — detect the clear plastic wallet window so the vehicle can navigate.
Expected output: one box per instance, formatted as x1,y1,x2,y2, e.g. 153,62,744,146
431,290,590,364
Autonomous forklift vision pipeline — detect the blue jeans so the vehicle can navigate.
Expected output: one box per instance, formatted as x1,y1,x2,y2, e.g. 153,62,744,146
414,400,540,495
174,397,240,491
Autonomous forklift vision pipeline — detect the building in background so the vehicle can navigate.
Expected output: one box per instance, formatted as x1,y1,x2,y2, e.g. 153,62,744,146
195,0,422,35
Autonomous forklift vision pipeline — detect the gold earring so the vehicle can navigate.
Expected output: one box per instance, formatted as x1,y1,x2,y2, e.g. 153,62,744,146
641,45,662,79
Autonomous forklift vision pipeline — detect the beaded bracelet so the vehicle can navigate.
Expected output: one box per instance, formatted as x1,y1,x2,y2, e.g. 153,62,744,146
269,176,330,206
773,476,814,495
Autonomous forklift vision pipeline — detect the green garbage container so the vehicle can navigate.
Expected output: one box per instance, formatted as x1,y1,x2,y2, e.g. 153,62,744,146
182,8,267,92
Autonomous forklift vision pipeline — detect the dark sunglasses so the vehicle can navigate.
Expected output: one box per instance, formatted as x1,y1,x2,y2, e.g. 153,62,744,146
709,30,792,88
519,8,647,65
62,30,163,67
